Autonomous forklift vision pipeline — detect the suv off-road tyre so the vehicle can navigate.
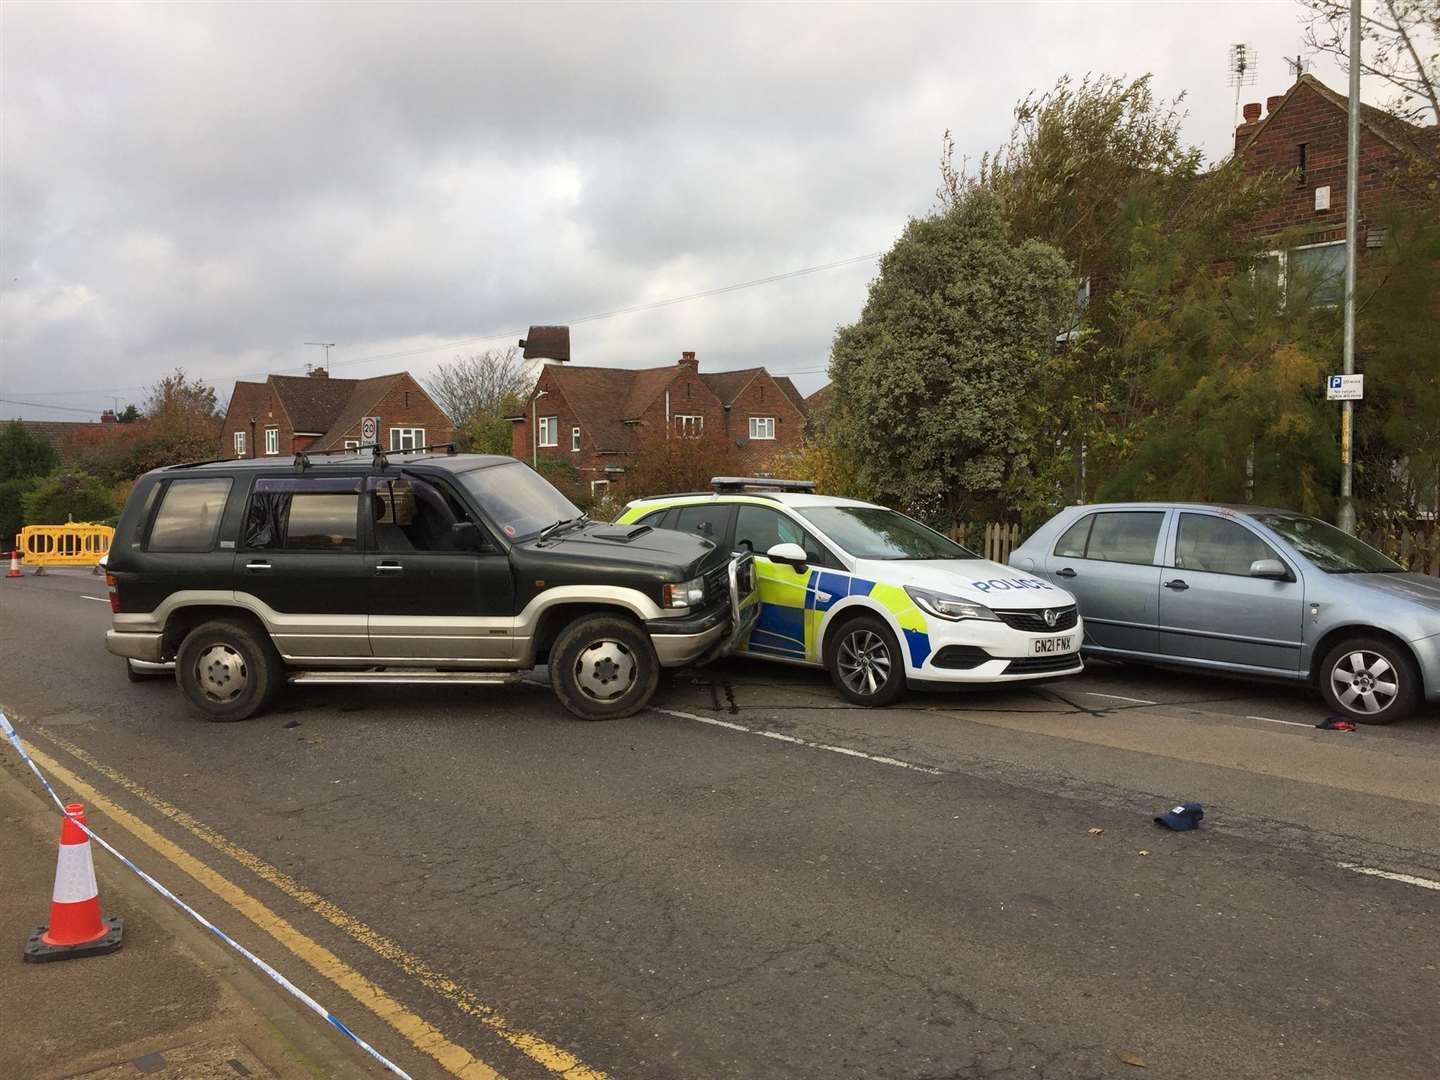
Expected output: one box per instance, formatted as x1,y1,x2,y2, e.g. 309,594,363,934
550,614,660,721
176,619,284,722
824,613,907,708
1318,636,1420,725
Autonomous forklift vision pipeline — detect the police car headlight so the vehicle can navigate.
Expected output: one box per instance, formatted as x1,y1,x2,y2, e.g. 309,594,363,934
904,586,998,622
663,576,707,609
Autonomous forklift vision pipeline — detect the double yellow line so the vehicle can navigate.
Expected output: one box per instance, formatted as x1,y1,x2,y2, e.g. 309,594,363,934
26,732,606,1080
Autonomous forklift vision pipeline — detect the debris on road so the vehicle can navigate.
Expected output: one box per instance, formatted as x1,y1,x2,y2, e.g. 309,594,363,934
1316,716,1357,731
1119,1050,1148,1067
1154,802,1204,831
1138,849,1150,857
1088,827,1105,835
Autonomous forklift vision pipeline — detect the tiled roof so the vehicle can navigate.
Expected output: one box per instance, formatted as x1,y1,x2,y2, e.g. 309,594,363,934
5,419,99,459
805,383,833,411
772,376,808,416
269,375,362,434
544,366,641,452
316,375,402,449
622,366,683,419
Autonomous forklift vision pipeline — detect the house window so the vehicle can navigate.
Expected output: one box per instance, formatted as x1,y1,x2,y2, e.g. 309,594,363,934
675,414,703,437
537,416,558,447
389,427,425,451
571,426,581,452
265,427,279,455
233,431,246,457
344,439,360,450
591,479,610,498
749,416,776,440
1256,241,1344,308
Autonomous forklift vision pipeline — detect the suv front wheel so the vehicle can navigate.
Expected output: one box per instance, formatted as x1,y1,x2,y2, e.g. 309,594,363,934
549,614,659,721
176,618,283,722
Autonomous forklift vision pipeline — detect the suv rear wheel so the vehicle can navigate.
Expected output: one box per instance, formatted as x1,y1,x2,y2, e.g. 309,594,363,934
176,619,283,722
549,614,659,721
825,614,907,707
1318,636,1421,725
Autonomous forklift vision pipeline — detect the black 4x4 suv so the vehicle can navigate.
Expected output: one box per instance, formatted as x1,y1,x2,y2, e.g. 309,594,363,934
105,446,757,721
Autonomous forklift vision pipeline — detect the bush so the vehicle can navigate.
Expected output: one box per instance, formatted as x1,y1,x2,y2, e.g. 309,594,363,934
20,471,117,526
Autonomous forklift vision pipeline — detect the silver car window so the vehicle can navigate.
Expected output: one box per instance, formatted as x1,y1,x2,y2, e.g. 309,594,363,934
1174,514,1279,576
1070,511,1164,565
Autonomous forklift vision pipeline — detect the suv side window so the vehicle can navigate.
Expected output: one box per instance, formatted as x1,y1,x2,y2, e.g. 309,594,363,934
369,476,487,552
146,478,233,552
671,504,735,545
244,477,362,551
735,505,833,567
1174,513,1280,576
1057,511,1163,565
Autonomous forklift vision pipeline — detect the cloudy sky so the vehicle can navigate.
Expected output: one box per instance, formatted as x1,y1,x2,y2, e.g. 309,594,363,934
1,1,1365,419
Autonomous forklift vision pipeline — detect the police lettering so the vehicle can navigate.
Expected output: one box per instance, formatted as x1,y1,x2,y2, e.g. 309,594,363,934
972,577,1054,593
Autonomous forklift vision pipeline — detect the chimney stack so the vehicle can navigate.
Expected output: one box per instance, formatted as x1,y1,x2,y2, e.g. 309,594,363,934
309,366,328,378
1266,95,1282,114
679,350,698,369
1235,101,1264,154
100,410,117,424
1242,102,1261,123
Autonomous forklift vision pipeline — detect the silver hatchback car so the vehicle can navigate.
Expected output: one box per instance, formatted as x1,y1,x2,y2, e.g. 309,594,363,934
1010,503,1440,724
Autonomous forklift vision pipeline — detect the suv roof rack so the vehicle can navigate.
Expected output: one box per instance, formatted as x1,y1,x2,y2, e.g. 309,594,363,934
710,476,816,493
293,443,381,471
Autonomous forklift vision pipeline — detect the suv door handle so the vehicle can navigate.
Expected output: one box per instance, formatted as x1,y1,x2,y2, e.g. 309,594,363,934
1163,578,1189,591
1055,567,1076,578
244,561,271,572
375,562,404,575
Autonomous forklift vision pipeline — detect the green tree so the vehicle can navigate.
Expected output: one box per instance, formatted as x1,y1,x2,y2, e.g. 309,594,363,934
116,404,140,423
20,471,116,525
0,421,59,482
827,189,1072,527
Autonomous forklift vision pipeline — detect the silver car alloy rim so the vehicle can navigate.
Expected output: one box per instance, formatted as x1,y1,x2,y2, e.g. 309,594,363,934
1330,650,1399,716
195,643,248,703
838,629,891,697
574,639,637,702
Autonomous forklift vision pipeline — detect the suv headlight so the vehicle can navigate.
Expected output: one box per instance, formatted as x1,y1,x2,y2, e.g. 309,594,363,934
904,585,998,622
662,576,707,609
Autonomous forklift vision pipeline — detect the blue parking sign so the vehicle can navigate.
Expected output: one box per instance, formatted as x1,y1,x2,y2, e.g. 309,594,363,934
1329,375,1343,389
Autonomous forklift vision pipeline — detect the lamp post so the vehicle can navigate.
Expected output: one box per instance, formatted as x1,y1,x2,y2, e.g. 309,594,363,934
1337,0,1361,535
532,388,548,469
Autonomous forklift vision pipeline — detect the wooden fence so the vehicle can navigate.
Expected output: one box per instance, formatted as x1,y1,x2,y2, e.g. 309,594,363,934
948,520,1440,577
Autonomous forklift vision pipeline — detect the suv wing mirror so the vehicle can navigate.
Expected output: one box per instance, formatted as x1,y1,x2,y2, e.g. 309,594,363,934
1249,558,1289,580
451,521,485,551
766,542,808,571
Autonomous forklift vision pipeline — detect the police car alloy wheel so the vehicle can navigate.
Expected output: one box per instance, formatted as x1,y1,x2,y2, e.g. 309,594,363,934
826,615,906,707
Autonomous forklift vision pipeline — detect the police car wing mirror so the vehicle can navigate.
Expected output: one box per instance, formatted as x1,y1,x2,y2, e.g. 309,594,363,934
1249,558,1288,580
766,542,808,571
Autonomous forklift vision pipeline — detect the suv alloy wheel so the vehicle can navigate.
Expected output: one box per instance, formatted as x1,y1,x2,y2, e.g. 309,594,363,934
549,614,660,721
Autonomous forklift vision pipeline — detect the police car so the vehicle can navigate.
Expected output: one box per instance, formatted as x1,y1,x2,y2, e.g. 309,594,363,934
616,479,1084,706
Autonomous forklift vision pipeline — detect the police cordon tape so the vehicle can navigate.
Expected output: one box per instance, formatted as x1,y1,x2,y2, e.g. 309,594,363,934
0,711,415,1080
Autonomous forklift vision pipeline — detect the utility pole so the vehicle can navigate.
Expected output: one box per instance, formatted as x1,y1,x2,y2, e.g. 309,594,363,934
303,342,335,371
1337,0,1361,535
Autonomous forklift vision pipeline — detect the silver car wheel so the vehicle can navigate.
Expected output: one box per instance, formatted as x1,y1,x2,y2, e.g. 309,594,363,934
837,629,891,697
1330,650,1399,716
195,643,248,703
574,639,637,703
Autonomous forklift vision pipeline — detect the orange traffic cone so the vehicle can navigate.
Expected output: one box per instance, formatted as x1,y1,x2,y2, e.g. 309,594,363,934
24,803,124,963
6,549,19,578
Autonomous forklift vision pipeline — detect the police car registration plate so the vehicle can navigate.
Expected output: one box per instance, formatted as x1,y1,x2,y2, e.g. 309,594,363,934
1033,635,1073,655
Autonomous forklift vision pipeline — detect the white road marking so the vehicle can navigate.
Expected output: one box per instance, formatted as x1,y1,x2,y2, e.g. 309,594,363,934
1337,863,1440,892
81,595,109,603
1247,714,1313,729
653,708,944,775
1084,692,1156,706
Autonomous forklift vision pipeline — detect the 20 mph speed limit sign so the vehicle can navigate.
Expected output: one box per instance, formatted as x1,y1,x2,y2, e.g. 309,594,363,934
361,416,379,442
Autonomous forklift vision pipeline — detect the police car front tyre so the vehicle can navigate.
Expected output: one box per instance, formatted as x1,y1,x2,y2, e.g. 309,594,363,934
550,614,660,721
176,619,283,722
825,614,907,708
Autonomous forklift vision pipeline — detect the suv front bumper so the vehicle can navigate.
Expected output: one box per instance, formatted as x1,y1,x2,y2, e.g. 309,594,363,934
646,554,761,667
106,629,165,663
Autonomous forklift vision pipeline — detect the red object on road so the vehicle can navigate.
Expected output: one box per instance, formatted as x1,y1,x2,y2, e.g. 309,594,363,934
6,549,19,577
24,803,124,963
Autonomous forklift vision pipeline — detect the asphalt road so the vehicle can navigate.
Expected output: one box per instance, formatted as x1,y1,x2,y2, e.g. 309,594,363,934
3,569,1438,1080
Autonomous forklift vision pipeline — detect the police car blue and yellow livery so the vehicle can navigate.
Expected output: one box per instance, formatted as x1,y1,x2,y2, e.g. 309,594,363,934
617,482,1084,706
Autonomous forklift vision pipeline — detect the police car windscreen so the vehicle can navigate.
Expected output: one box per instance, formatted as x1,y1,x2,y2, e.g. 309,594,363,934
795,507,980,561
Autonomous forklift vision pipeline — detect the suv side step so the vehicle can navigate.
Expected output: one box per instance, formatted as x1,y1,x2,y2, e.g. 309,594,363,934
288,671,522,686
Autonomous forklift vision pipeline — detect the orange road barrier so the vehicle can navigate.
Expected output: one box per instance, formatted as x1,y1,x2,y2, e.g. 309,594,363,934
24,803,125,962
17,523,114,574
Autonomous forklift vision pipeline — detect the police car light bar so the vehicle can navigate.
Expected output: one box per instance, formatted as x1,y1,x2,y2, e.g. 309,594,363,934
710,476,817,493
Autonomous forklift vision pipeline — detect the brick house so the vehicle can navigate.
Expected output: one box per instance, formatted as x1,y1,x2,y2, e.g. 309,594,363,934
5,411,121,464
509,351,809,497
219,368,453,459
1229,74,1437,295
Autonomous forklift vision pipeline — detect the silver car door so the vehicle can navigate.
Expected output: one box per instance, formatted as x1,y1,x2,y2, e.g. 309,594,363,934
1044,510,1167,654
1157,511,1305,672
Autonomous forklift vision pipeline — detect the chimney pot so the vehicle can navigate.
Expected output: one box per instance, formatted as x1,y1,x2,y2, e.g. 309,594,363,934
309,367,328,378
679,350,697,368
1242,102,1262,123
1266,95,1282,114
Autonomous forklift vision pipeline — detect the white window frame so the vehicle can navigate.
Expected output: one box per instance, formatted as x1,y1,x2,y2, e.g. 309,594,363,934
674,414,704,437
537,416,558,447
344,439,360,450
1256,240,1345,308
591,479,610,498
748,416,776,440
389,427,426,451
264,427,279,455
571,426,581,452
233,431,246,457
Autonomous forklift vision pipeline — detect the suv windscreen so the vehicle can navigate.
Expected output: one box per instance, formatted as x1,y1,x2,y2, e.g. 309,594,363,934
457,462,580,540
1250,512,1402,573
795,506,977,561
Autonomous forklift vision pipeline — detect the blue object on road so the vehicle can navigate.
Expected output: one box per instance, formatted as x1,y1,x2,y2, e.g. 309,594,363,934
1154,802,1205,831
